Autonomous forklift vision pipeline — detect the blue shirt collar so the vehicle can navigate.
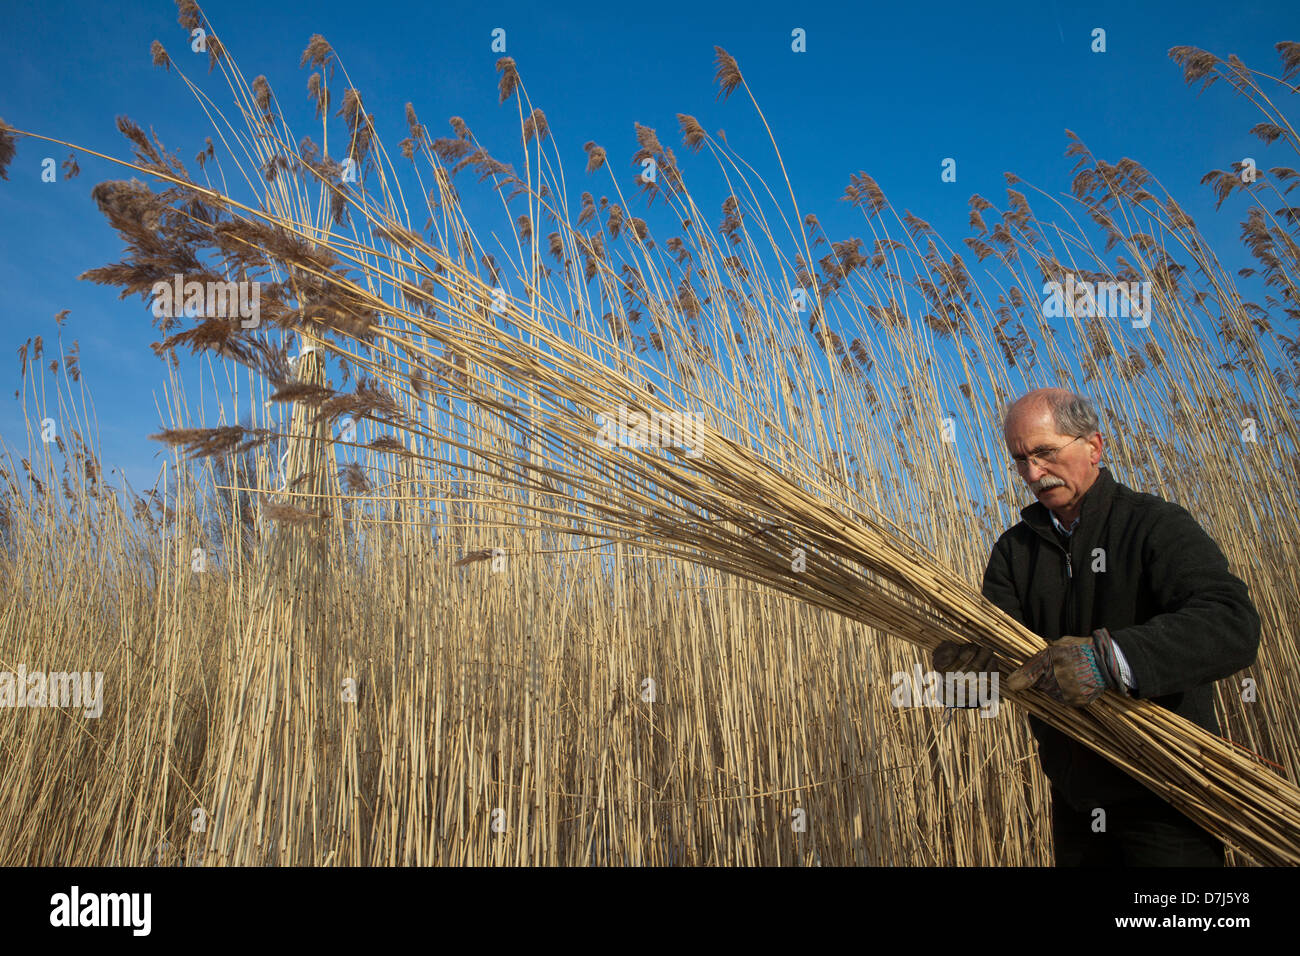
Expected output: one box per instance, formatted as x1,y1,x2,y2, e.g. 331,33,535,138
1050,510,1080,536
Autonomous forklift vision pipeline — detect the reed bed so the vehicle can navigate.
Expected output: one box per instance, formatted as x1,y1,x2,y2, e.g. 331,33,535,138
0,2,1297,864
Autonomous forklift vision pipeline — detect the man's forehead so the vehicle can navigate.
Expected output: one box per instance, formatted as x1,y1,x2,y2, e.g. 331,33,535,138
1003,413,1067,448
1004,430,1064,450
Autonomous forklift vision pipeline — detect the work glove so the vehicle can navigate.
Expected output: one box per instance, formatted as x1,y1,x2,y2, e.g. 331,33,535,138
933,640,997,674
1006,630,1128,706
931,640,999,709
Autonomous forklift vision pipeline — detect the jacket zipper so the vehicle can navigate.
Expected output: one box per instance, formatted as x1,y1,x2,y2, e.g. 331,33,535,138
1044,532,1074,629
1061,541,1074,634
1032,524,1077,630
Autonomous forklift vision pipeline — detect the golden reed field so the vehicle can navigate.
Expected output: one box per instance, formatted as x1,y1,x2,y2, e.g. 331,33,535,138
1,2,1298,865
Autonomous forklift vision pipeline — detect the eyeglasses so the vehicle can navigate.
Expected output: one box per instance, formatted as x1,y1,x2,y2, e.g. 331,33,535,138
1008,435,1087,472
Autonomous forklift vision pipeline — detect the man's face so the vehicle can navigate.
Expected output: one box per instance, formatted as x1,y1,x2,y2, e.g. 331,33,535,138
1004,405,1101,514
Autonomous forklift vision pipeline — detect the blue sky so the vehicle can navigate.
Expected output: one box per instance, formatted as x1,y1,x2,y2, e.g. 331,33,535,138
1,0,1297,494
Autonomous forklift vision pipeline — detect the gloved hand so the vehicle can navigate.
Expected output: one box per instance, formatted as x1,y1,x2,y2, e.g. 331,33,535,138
1006,630,1127,706
931,640,999,708
932,640,997,675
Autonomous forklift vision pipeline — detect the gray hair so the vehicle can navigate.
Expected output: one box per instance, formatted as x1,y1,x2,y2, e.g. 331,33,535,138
1002,391,1101,438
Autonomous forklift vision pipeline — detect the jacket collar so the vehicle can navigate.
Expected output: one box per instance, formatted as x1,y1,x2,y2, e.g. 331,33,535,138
1019,465,1117,538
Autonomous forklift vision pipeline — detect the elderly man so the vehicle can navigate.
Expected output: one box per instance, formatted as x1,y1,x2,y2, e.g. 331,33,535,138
934,388,1260,866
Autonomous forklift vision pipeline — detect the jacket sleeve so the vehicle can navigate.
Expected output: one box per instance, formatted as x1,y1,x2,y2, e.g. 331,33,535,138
981,533,1026,626
1105,503,1260,699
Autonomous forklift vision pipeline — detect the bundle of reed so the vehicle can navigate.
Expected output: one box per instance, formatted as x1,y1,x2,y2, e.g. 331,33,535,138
4,4,1297,864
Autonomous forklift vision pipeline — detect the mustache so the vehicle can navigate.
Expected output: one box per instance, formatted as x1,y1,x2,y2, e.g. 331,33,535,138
1031,477,1064,492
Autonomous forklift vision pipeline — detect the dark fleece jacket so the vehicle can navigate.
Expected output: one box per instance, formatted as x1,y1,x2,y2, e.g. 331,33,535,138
980,466,1261,812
